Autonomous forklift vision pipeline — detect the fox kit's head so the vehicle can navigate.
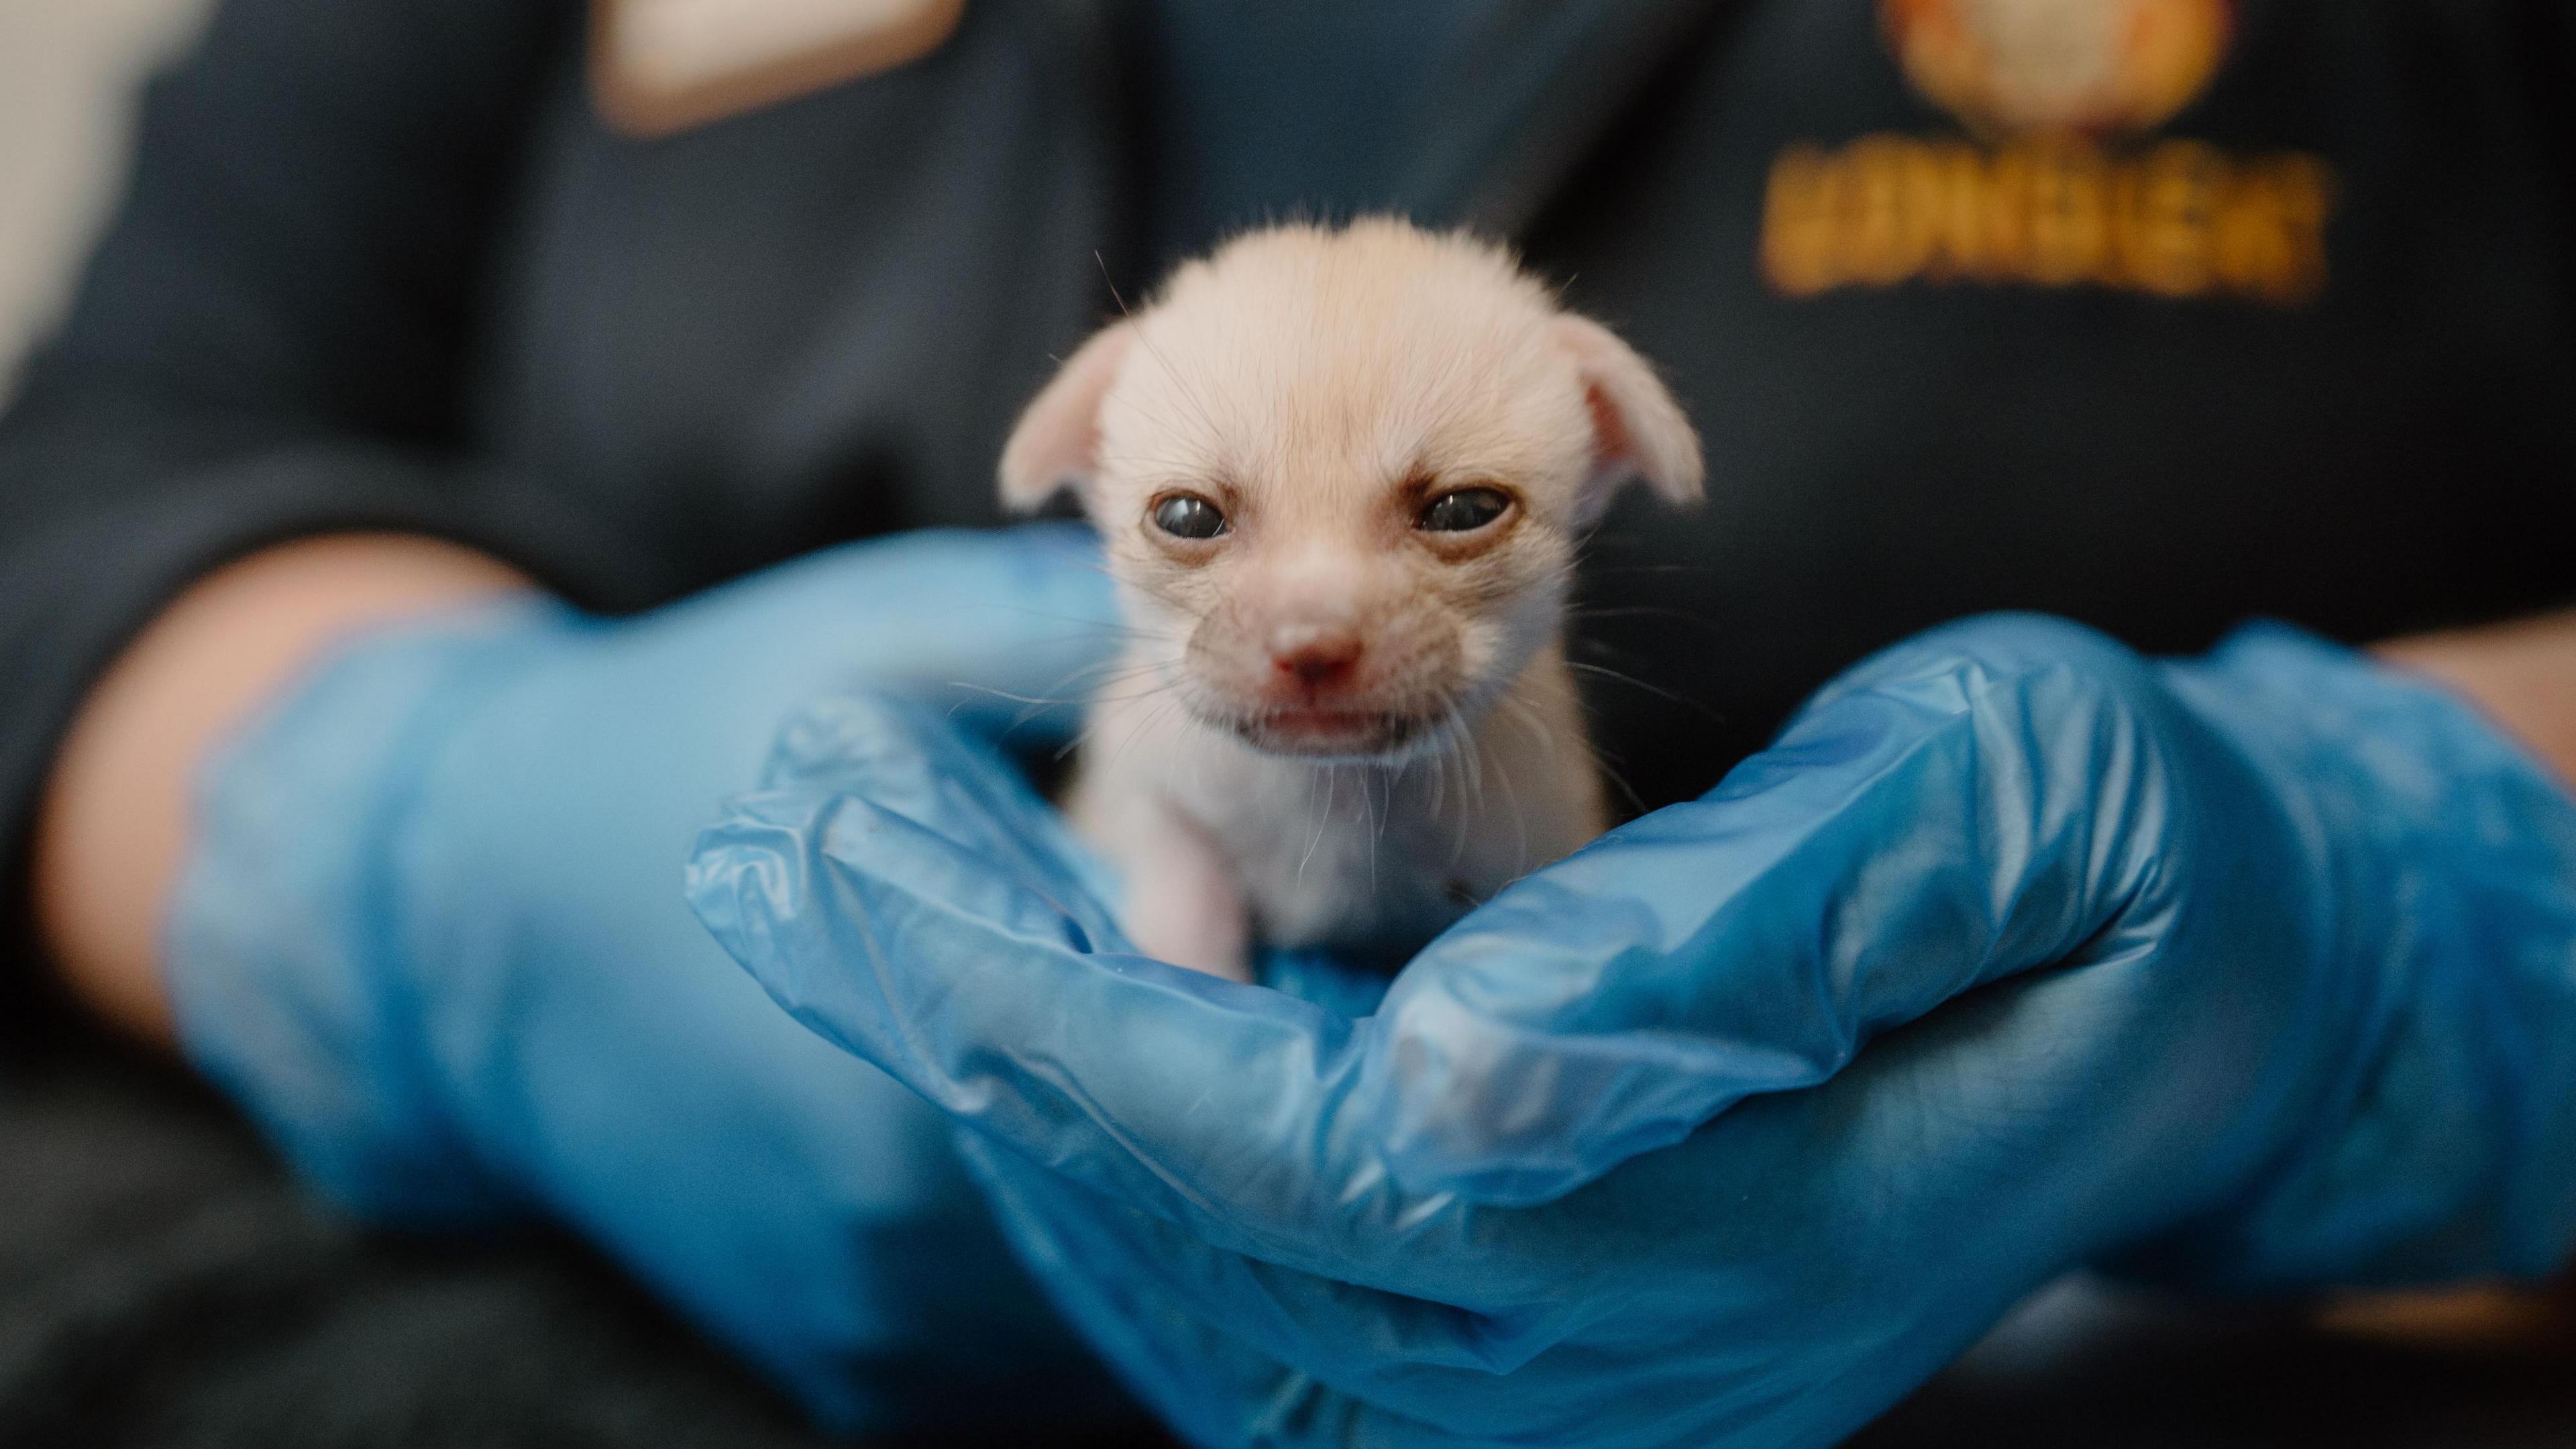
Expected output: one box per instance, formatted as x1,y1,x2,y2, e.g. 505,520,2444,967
1001,219,1703,761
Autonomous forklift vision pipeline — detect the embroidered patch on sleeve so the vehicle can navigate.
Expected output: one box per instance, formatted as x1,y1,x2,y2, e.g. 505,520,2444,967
591,0,965,138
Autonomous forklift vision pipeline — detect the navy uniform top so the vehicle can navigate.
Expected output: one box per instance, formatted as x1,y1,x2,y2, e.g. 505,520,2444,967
0,2,2572,1439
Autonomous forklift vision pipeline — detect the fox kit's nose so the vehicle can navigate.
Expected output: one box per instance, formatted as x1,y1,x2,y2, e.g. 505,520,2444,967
1269,623,1363,690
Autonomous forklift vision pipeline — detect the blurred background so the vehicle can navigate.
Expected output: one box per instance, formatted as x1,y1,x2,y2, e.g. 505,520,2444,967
5,4,2575,1446
0,0,209,402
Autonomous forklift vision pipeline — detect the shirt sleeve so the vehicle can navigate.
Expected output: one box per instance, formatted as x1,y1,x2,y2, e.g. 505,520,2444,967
0,0,651,974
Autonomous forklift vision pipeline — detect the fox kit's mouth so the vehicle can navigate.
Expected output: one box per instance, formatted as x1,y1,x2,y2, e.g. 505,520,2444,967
1222,705,1448,761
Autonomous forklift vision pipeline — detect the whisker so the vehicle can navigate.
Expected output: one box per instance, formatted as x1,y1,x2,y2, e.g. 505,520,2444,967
1482,727,1532,871
1299,763,1332,884
1496,692,1562,767
1590,739,1651,822
1562,657,1715,718
1438,703,1477,873
1562,604,1725,631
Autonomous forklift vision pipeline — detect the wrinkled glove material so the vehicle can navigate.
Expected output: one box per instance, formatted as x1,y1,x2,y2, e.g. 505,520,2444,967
168,525,1129,1430
691,613,2576,1448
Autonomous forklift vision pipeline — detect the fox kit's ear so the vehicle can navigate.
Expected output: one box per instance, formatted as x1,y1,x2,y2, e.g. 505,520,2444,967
1551,314,1705,524
999,321,1136,511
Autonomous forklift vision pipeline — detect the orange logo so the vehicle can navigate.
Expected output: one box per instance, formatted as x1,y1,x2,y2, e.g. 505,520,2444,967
1880,0,2233,136
1758,0,2330,305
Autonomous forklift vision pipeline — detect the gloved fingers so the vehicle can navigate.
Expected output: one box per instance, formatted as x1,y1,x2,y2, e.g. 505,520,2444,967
959,1132,1534,1381
1362,615,2176,1204
754,692,1132,926
755,707,1426,1026
1257,947,1399,1020
955,1132,1603,1448
954,965,2155,1449
690,694,1474,1281
919,856,2256,1448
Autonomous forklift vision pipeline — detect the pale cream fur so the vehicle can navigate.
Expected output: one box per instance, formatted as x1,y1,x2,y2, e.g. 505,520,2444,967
1001,219,1703,979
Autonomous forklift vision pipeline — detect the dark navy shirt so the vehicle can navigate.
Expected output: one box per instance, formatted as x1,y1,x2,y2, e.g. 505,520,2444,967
1132,1,1487,266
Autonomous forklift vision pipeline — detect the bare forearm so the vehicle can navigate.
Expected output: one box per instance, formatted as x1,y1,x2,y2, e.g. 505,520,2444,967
32,535,531,1043
2374,606,2576,1318
2380,608,2576,790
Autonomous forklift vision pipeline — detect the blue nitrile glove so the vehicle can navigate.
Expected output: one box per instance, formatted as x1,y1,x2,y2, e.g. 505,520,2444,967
688,613,2576,1448
166,525,1133,1432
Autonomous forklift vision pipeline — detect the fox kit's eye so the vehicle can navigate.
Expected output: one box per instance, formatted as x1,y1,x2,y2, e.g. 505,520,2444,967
1417,486,1511,533
1152,493,1228,540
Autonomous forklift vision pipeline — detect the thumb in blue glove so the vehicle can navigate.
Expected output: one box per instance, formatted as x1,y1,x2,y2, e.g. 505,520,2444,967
168,524,1137,1432
690,613,2576,1448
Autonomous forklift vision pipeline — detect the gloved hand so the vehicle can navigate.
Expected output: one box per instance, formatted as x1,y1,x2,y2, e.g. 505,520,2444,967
168,524,1132,1432
688,613,2576,1448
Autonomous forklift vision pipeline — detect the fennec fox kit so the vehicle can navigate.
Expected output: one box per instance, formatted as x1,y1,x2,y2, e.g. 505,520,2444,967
1000,219,1703,981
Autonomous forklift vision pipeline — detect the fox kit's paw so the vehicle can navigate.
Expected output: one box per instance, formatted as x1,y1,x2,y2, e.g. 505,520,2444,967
1123,856,1252,982
1108,808,1252,980
1071,781,1254,981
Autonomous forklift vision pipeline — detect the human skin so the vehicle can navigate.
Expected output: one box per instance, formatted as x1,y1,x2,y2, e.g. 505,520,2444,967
32,533,2576,1077
34,533,531,1042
